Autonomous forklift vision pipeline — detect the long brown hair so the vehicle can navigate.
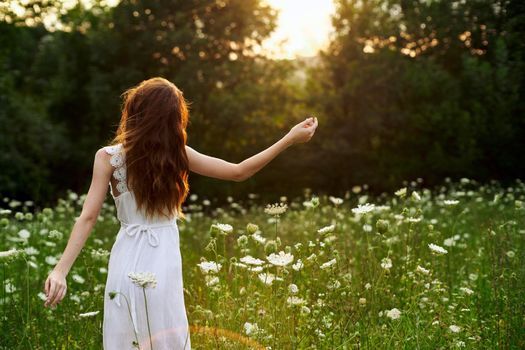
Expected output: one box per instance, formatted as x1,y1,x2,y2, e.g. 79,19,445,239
108,77,191,221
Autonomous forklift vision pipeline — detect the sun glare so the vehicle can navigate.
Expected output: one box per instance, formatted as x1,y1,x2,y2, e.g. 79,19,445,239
261,0,336,60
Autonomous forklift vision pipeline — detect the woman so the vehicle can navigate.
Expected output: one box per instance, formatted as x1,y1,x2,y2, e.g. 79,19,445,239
43,77,318,349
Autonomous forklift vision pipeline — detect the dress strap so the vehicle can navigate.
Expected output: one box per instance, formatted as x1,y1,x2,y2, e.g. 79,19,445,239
103,143,129,196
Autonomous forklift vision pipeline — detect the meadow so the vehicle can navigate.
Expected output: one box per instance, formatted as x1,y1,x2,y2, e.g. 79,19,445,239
1,178,524,349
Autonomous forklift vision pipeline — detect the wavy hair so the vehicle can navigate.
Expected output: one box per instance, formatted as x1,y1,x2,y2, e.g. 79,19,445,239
108,77,191,221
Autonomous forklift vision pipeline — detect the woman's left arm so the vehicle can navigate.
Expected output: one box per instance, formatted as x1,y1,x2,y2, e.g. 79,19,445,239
43,148,112,308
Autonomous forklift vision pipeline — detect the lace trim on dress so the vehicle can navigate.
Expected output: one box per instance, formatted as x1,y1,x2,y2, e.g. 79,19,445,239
103,143,129,197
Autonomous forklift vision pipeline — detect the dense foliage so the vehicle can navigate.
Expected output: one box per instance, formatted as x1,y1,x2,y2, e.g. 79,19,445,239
1,0,524,205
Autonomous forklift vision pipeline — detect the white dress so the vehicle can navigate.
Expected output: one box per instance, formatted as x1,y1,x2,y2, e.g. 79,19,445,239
102,143,191,350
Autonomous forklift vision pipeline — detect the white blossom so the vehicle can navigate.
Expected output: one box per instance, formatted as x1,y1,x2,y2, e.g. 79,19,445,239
449,325,461,333
386,308,401,320
292,259,304,271
317,224,335,234
286,296,306,306
79,311,100,318
258,272,283,285
380,257,392,270
128,271,157,289
240,255,265,265
351,203,375,215
264,203,288,216
197,261,222,274
320,258,337,270
416,265,430,275
267,251,294,267
428,243,448,255
243,322,259,335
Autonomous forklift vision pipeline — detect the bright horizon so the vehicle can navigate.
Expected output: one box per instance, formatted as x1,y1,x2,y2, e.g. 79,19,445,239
8,0,336,60
261,0,336,59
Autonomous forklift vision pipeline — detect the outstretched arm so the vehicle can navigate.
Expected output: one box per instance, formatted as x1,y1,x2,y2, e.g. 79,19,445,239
186,116,318,182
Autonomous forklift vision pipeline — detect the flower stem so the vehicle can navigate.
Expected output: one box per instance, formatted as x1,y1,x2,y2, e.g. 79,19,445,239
143,288,153,350
114,292,140,349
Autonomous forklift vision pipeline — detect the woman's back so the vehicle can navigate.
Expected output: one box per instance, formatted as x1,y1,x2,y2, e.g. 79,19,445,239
102,143,191,350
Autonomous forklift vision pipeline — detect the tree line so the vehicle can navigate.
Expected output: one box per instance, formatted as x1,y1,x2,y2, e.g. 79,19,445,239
1,0,524,207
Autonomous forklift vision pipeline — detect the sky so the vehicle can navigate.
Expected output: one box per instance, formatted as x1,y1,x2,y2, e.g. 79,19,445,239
72,0,337,59
261,0,336,59
8,0,336,60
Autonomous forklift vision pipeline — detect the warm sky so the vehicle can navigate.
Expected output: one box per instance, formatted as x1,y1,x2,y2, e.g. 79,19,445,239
261,0,336,59
10,0,336,60
67,0,337,59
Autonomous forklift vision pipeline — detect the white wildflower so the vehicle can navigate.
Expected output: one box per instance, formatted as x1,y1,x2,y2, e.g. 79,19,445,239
72,274,85,284
18,229,31,239
78,311,100,318
286,296,306,306
317,224,335,234
264,203,288,216
197,261,222,274
395,187,407,197
288,283,299,294
328,196,343,205
352,203,375,215
91,248,110,258
444,199,459,206
449,325,461,333
428,243,448,255
406,217,422,223
213,223,233,234
416,265,430,275
205,275,219,287
243,322,259,336
128,271,157,289
267,251,294,267
48,230,63,239
45,255,59,265
411,191,421,201
386,308,401,320
320,258,337,270
443,237,456,247
258,272,282,285
460,287,474,295
251,232,266,244
380,257,392,270
292,259,304,271
240,255,265,265
0,248,22,259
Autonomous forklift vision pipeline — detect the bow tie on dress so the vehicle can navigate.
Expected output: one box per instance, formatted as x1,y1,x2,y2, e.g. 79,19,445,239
122,223,161,247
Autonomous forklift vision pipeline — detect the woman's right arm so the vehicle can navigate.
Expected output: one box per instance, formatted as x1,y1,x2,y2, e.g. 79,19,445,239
185,116,318,182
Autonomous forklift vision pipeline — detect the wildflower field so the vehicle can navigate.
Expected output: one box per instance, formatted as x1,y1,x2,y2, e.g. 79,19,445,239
1,178,524,349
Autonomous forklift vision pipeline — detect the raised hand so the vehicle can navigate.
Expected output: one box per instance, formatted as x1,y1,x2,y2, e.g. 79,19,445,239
287,116,319,144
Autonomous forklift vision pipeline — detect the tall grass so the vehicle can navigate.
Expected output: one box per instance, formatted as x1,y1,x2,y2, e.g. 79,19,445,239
1,178,524,349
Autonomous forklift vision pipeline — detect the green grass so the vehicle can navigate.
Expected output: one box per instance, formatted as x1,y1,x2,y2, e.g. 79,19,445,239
1,178,524,349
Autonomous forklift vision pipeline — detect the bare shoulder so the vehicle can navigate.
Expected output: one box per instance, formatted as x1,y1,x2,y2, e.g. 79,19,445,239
94,147,114,175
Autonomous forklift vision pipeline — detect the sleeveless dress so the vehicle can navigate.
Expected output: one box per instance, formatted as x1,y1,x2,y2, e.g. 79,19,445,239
102,143,191,350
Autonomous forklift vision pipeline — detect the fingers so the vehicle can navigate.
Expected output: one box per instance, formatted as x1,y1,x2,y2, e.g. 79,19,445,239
49,285,65,307
57,287,67,305
305,117,318,130
44,277,50,297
